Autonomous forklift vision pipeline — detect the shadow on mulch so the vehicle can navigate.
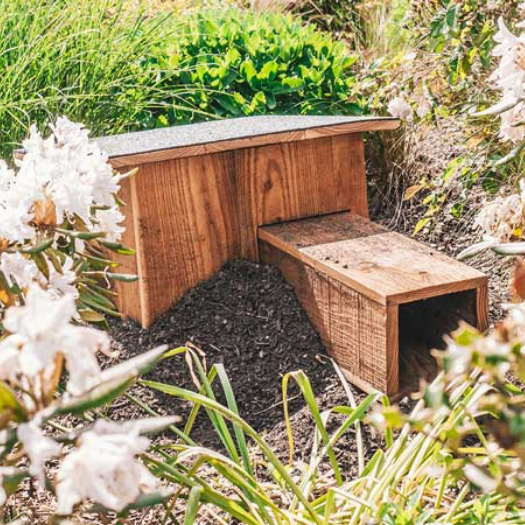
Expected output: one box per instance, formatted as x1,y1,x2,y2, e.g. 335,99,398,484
108,260,368,450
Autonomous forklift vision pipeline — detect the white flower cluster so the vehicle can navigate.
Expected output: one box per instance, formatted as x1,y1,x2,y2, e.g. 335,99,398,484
0,285,111,400
0,251,78,300
387,97,414,121
490,19,525,142
0,284,169,513
475,179,525,242
0,117,125,244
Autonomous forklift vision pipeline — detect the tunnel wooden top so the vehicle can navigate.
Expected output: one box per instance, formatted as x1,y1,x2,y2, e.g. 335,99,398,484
97,115,399,167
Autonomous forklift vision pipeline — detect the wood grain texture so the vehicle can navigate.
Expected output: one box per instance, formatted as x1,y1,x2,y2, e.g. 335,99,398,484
386,305,400,395
476,283,490,332
113,175,141,320
130,152,241,327
260,212,487,306
236,136,367,260
260,212,489,395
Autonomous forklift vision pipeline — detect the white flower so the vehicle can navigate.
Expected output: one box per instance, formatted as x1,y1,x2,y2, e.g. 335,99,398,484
1,284,110,395
0,334,23,382
387,97,414,121
16,117,121,226
41,256,78,300
464,464,499,492
56,420,157,514
50,117,89,148
92,207,125,242
62,327,110,396
3,285,76,377
489,19,525,142
475,180,525,241
18,422,60,485
0,252,38,289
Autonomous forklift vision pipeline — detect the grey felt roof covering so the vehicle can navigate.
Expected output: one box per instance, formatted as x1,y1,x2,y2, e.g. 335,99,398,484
95,115,398,159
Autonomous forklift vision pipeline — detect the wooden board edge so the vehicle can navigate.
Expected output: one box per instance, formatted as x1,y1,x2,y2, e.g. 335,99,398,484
476,280,490,332
386,304,400,396
107,120,399,168
128,174,151,328
387,277,489,306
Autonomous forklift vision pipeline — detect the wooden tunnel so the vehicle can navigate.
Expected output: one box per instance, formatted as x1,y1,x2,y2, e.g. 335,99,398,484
97,115,489,395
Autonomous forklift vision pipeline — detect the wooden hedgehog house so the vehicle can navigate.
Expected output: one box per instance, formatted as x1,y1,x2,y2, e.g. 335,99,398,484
97,115,489,397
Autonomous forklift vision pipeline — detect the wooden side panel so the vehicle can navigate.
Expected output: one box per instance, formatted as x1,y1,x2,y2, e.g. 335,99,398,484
113,176,142,320
332,134,368,218
236,134,367,260
476,282,490,332
260,241,391,393
130,152,241,327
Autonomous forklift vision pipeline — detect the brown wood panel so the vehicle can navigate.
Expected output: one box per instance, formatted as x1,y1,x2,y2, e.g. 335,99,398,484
476,283,490,332
332,135,369,217
130,152,241,327
113,176,141,320
386,305,400,394
236,137,366,260
260,212,487,306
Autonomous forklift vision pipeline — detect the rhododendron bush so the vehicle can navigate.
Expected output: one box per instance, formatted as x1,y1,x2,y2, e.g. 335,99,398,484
458,11,525,259
0,119,176,520
0,117,136,328
0,283,174,518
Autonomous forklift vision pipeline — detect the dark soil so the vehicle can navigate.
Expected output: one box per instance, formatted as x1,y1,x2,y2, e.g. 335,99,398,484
108,260,365,450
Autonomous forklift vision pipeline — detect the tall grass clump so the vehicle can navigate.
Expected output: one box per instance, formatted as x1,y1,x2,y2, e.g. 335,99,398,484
140,348,525,524
0,0,178,156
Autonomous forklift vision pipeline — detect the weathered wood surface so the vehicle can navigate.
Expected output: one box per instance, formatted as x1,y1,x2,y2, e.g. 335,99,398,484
97,115,399,168
104,126,376,326
259,213,488,306
259,212,489,394
235,134,367,260
259,241,396,393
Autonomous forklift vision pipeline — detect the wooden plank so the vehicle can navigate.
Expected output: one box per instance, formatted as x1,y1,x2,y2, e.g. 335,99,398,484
476,283,490,332
258,212,387,249
386,305,399,395
98,115,400,168
112,175,142,320
260,213,487,306
130,152,241,327
236,137,367,260
332,134,369,217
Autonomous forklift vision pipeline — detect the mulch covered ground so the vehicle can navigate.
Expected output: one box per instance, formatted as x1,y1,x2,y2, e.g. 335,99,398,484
108,259,371,460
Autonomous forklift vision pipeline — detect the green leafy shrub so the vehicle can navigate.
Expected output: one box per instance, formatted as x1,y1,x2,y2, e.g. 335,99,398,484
149,9,365,125
0,1,364,159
